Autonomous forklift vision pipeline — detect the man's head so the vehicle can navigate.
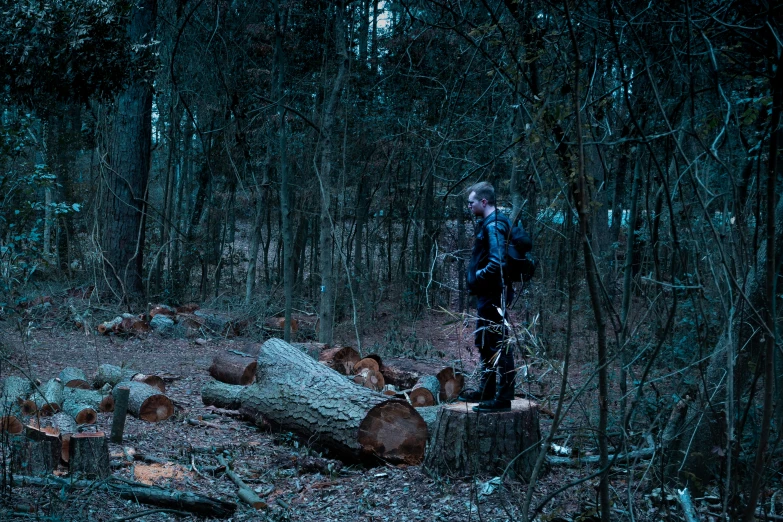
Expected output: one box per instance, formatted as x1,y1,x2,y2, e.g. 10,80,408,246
467,181,496,218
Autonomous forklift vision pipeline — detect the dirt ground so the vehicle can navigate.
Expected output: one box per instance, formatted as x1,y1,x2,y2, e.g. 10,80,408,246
0,293,685,521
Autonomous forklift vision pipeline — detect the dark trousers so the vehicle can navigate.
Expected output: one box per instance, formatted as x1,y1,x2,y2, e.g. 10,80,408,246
474,288,516,401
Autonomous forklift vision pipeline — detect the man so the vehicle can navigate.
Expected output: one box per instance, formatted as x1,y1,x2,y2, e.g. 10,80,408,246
460,181,516,412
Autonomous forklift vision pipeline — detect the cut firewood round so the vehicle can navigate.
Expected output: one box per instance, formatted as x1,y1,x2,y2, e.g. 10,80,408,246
113,381,173,422
264,317,299,333
436,367,465,402
131,374,166,393
382,385,398,396
209,353,257,385
410,376,440,407
318,346,361,375
59,367,91,389
353,368,385,392
424,399,541,479
62,401,97,425
201,381,246,410
354,358,380,374
241,338,427,464
30,379,63,416
62,387,114,416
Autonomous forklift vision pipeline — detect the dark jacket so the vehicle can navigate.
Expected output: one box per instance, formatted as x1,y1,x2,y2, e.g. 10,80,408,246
467,210,512,296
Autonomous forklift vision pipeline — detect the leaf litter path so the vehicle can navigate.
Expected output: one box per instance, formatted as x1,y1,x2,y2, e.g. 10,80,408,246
1,326,528,521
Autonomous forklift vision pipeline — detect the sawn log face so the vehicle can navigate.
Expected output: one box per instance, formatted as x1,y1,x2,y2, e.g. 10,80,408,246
243,338,426,464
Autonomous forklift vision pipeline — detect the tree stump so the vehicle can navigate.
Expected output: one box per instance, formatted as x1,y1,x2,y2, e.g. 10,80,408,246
209,353,257,385
424,399,540,479
410,376,440,407
9,426,62,475
69,432,110,479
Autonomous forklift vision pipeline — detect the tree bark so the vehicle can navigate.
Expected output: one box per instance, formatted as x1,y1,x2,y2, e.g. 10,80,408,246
201,381,246,410
100,0,156,301
410,376,440,407
242,338,427,464
69,432,110,479
30,379,63,416
59,367,90,389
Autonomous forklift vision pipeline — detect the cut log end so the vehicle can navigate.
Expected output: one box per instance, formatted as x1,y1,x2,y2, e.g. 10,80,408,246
139,396,174,422
99,395,115,413
74,408,97,425
19,400,37,416
410,389,435,407
436,367,465,402
358,400,427,465
318,346,360,375
354,358,380,373
40,403,61,416
65,380,91,390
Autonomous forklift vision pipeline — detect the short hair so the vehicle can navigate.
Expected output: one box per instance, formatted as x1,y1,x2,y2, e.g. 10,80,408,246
468,181,496,205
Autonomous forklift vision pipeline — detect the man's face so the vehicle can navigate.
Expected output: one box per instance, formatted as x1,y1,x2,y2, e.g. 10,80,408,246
468,191,486,217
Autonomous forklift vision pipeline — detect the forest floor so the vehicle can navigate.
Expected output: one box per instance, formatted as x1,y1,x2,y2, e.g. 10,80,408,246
0,289,702,521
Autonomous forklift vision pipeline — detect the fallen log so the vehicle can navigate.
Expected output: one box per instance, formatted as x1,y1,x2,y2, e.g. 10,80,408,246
436,367,465,402
292,342,328,359
353,368,385,392
30,379,63,416
182,310,247,337
11,475,237,518
149,304,177,318
318,345,360,375
112,381,174,422
240,338,427,464
97,314,150,335
59,367,91,389
380,364,423,390
93,364,166,392
209,353,257,385
63,387,114,414
61,400,96,425
264,316,299,333
201,381,246,410
410,376,440,407
70,432,110,479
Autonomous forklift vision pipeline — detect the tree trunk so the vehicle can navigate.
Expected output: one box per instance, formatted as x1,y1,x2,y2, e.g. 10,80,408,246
424,400,541,479
318,1,349,344
241,338,427,464
100,0,156,301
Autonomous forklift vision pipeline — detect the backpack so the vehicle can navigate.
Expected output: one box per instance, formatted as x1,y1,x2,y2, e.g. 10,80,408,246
504,221,537,283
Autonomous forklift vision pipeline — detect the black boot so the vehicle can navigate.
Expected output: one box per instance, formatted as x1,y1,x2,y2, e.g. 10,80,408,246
457,364,496,402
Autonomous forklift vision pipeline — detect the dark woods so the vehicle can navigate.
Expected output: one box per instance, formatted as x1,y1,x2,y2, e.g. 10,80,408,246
0,0,781,520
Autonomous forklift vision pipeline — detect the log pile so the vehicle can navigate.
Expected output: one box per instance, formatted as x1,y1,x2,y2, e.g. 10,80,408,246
201,338,428,464
3,361,174,479
94,303,247,338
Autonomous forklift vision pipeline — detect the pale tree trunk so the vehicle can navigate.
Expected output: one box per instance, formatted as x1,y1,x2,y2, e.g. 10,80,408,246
318,1,349,344
274,0,294,341
101,0,156,302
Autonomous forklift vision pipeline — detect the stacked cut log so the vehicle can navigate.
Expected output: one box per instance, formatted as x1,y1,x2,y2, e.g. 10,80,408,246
94,364,166,393
97,314,151,335
30,379,63,415
59,367,91,389
410,376,440,407
264,316,299,333
112,381,173,422
436,367,465,402
206,338,427,464
2,376,36,415
318,346,361,375
209,352,257,385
